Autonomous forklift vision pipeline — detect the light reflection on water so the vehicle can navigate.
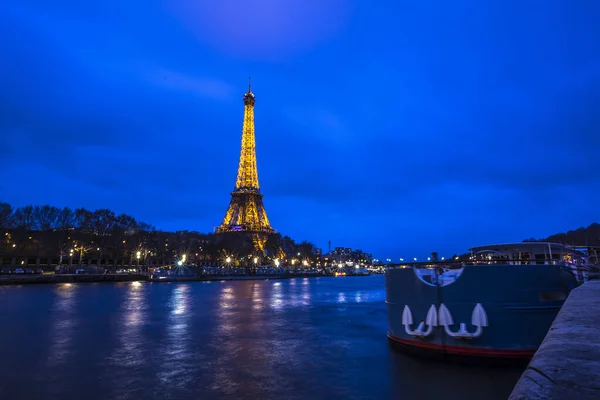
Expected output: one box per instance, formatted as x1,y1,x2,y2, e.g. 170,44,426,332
0,276,523,400
46,283,77,367
251,282,263,311
355,291,363,303
110,281,146,368
270,280,283,310
158,284,193,389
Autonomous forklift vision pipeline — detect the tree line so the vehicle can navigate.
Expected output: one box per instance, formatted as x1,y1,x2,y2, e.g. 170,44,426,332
523,222,600,247
0,202,318,265
0,203,154,233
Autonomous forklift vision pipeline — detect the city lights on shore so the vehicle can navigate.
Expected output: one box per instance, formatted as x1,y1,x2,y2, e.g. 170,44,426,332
1,224,381,274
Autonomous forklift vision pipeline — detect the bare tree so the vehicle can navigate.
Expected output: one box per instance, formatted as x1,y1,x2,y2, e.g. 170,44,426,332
0,202,13,229
137,221,155,232
115,213,136,232
91,209,116,235
74,208,93,231
73,241,92,267
13,205,35,230
33,205,61,230
56,207,76,230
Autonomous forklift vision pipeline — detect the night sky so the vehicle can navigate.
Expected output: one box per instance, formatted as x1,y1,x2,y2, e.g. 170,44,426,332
1,1,599,260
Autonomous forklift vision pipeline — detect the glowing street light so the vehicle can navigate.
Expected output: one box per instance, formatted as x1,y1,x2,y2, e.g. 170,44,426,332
274,259,280,267
302,260,308,267
253,257,258,264
182,254,187,263
136,251,141,259
226,256,231,264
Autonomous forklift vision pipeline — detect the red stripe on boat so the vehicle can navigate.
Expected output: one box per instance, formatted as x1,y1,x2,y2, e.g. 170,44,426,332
387,334,536,358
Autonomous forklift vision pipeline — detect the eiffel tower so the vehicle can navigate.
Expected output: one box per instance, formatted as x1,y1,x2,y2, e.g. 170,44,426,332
215,78,275,253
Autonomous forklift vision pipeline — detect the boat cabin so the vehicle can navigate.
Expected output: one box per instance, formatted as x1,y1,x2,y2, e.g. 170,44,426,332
468,242,587,267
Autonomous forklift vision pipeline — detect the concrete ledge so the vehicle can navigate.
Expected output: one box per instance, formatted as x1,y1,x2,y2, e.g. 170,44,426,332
509,280,600,399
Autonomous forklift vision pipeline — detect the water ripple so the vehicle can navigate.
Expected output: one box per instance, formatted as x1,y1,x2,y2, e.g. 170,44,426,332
0,276,523,400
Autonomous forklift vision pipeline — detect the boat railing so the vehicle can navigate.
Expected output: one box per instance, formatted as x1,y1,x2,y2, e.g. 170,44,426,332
385,258,589,269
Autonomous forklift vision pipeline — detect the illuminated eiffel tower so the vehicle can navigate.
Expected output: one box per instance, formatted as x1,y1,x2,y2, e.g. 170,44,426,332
215,78,275,252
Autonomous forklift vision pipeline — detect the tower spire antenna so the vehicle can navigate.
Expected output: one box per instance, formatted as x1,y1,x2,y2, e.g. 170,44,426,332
248,76,252,93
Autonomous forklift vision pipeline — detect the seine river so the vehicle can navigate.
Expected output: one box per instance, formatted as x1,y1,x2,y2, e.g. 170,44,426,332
0,275,522,399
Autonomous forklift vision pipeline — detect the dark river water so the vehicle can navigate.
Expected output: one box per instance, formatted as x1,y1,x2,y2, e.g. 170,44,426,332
0,275,522,399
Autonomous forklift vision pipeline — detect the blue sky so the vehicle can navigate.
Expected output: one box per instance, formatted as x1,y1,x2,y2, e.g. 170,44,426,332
1,0,599,260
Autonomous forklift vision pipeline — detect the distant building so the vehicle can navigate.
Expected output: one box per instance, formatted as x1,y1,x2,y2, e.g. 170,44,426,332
322,246,373,265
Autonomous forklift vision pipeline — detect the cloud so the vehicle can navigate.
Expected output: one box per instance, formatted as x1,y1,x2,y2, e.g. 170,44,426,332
171,0,353,59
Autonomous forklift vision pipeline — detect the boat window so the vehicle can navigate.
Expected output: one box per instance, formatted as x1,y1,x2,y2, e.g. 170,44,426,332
534,254,546,265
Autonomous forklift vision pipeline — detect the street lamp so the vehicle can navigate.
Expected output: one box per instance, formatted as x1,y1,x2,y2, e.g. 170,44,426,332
136,251,141,271
274,259,280,267
253,257,258,265
226,256,231,264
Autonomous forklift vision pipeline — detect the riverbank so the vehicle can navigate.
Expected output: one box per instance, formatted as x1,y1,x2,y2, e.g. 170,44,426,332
0,273,375,285
509,280,600,399
0,273,147,285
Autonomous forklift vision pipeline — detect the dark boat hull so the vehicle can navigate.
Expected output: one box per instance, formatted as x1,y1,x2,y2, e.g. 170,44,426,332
386,264,579,360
